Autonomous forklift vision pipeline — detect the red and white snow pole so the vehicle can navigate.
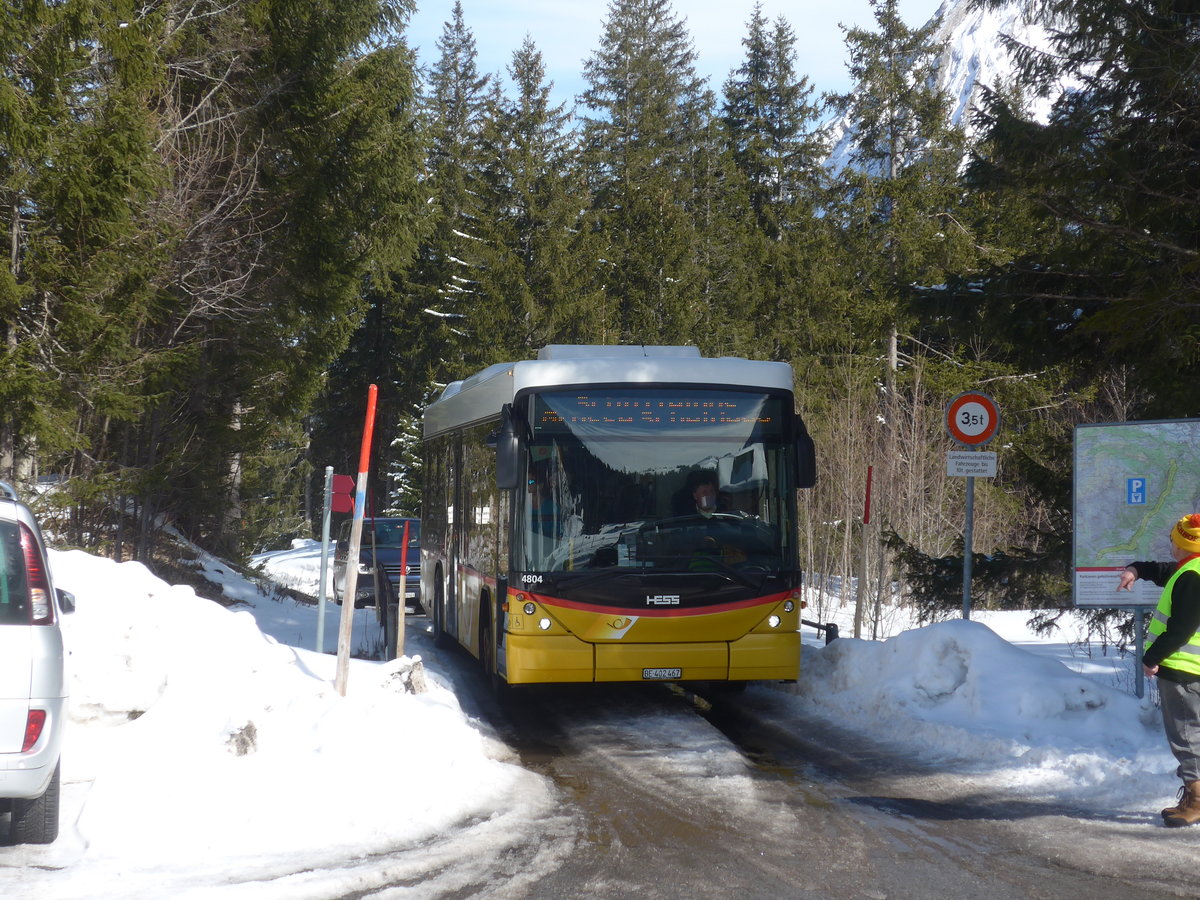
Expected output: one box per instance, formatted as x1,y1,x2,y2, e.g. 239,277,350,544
395,517,410,659
335,384,378,696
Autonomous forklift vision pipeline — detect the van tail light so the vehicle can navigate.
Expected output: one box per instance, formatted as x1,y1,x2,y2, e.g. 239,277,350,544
23,709,47,752
20,524,53,624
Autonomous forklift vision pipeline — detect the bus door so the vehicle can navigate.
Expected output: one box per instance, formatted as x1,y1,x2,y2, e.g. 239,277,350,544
446,434,462,639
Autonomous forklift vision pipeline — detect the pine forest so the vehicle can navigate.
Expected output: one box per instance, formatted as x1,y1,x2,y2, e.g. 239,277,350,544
2,0,1197,630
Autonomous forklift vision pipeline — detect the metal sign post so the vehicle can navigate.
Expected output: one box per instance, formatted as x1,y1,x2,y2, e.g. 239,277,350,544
945,392,1000,621
316,466,333,654
962,472,975,620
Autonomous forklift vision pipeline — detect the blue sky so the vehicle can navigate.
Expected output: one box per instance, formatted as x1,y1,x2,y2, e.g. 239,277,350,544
402,0,948,108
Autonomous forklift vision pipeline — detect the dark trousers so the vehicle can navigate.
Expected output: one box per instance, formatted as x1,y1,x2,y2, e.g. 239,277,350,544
1159,676,1200,783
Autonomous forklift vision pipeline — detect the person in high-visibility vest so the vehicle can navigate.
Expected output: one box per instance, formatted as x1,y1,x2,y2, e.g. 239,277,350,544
1118,513,1200,827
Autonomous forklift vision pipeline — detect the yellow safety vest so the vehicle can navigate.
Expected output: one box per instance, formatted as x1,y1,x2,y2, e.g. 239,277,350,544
1146,557,1200,676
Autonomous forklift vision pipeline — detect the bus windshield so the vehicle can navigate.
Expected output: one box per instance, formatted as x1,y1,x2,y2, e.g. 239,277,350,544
516,388,796,575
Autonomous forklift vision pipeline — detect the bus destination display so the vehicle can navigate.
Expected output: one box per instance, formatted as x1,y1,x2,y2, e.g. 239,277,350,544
532,390,782,436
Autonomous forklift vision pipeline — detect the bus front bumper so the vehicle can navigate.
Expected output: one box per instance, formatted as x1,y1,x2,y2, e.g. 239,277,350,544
503,632,800,684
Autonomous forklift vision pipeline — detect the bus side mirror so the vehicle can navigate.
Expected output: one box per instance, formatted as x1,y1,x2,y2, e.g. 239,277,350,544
796,432,816,489
496,404,520,490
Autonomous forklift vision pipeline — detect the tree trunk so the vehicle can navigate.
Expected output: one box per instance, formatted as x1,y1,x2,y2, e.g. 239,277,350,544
221,401,244,557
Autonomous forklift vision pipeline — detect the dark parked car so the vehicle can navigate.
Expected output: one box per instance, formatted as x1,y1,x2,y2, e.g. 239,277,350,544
332,517,422,613
0,480,74,844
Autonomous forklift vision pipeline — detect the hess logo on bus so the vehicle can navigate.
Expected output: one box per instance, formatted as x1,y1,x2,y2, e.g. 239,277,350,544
646,594,680,606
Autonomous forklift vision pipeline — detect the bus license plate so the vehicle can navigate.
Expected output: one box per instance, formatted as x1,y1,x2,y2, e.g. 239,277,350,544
642,668,682,680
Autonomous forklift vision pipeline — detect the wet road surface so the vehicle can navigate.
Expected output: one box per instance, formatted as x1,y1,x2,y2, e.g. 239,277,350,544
398,626,1200,900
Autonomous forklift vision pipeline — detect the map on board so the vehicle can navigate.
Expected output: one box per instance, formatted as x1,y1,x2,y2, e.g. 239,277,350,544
1074,420,1200,606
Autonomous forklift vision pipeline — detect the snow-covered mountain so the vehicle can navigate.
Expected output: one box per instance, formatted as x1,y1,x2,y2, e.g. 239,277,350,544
825,0,1053,170
932,0,1055,127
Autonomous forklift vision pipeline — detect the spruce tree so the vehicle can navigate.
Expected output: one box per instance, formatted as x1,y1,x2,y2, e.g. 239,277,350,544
826,0,971,357
906,0,1200,615
0,2,169,498
720,5,830,362
396,0,491,386
157,0,426,556
579,0,712,345
687,104,761,359
306,0,488,523
821,0,983,606
722,5,823,238
2,1,426,558
969,0,1200,416
471,37,605,365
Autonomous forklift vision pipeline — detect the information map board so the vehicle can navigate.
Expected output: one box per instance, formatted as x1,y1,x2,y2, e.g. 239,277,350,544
1074,420,1200,606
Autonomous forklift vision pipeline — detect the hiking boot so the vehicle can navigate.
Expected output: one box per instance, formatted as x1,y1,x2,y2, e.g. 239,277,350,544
1164,781,1200,828
1162,784,1187,820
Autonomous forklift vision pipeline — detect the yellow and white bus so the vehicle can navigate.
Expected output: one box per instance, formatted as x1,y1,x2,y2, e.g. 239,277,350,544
421,345,816,687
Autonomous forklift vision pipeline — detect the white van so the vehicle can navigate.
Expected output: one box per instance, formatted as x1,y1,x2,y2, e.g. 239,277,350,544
0,481,73,844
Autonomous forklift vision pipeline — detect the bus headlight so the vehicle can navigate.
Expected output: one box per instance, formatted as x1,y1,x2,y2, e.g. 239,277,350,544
767,615,781,629
538,617,552,631
524,602,536,615
783,600,795,613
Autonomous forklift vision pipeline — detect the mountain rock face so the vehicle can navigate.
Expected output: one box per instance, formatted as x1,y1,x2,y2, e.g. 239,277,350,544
825,0,1055,170
932,0,1051,128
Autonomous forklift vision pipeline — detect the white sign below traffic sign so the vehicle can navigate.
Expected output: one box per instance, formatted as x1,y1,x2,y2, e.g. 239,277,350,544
947,450,997,478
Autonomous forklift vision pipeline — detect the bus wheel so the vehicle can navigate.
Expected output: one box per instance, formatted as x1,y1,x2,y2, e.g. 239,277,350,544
479,603,494,674
432,577,452,649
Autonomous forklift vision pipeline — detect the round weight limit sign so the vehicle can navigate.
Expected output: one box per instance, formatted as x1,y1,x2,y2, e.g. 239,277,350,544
946,392,999,446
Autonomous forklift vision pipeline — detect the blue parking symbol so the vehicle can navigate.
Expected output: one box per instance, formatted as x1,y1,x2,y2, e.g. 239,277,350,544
1128,478,1146,505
